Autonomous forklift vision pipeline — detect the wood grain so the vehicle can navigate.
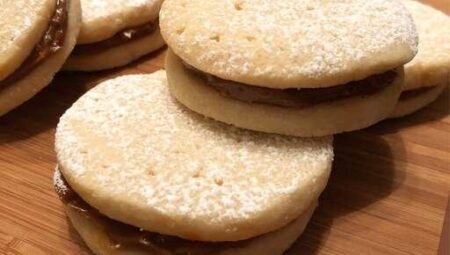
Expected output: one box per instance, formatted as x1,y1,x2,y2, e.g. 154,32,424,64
439,196,449,254
0,1,449,254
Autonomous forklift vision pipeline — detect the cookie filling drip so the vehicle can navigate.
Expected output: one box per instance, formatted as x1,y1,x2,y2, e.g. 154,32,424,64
0,0,68,91
72,20,159,56
55,170,258,254
185,63,398,109
399,86,436,101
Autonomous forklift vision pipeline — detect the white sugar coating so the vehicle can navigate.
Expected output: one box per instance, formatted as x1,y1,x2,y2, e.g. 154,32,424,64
78,0,163,43
55,71,333,242
401,0,450,91
160,0,418,88
0,0,55,80
63,25,165,71
53,167,69,196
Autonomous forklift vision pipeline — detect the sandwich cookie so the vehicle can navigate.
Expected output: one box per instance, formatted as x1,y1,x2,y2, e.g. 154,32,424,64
390,0,450,118
54,71,333,254
63,0,165,71
0,0,81,117
161,0,418,137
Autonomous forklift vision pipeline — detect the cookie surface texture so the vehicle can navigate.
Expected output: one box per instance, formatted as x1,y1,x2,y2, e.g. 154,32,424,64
55,71,333,242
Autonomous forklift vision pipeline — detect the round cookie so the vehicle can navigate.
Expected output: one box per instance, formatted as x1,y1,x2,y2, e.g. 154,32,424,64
0,0,81,116
160,0,417,88
390,0,450,118
55,71,333,242
161,0,418,136
63,0,165,71
166,49,404,137
55,168,317,255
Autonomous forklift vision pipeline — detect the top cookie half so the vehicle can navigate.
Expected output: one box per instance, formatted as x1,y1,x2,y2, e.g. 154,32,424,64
160,0,418,88
78,0,163,44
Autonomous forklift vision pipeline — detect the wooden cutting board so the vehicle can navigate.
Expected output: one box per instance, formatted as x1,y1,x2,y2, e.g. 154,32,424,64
0,1,449,254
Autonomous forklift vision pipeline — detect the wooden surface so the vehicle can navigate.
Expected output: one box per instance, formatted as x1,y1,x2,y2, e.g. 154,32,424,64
0,1,449,254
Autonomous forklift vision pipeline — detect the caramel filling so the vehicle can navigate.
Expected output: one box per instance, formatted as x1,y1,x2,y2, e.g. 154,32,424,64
72,20,158,56
185,63,397,109
55,171,262,254
399,86,436,101
0,0,68,91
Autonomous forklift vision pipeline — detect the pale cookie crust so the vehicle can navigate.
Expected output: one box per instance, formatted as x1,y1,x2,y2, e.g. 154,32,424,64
65,203,315,255
402,0,450,91
54,168,316,255
0,0,56,81
390,84,447,118
160,0,418,88
0,0,81,117
55,71,333,242
78,0,163,44
64,28,165,71
166,50,403,137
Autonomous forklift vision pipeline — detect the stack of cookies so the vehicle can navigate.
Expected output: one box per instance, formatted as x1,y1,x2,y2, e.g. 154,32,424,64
54,72,333,254
16,0,444,254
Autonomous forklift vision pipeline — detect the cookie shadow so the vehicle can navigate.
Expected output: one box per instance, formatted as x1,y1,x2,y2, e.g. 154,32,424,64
132,46,167,72
0,75,85,145
286,129,406,254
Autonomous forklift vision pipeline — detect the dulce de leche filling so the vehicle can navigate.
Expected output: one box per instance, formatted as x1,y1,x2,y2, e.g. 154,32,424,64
0,0,68,92
185,63,398,109
55,171,261,254
399,86,436,101
72,20,159,56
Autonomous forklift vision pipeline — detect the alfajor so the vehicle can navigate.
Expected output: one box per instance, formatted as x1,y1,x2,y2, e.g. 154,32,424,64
0,0,81,117
390,0,450,118
54,71,333,254
161,0,419,137
63,0,165,71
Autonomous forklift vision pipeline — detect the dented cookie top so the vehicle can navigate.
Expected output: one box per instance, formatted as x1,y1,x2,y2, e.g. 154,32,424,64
161,0,418,88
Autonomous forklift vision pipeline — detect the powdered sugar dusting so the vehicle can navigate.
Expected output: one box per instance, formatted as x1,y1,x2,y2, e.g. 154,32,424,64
160,0,418,88
79,0,163,43
55,71,333,239
81,0,157,22
53,166,68,196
